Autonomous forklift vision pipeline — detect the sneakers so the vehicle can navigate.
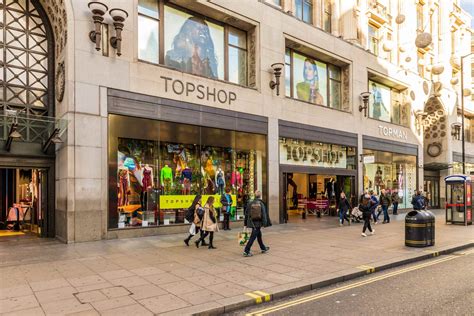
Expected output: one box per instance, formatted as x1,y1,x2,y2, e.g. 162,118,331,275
184,239,189,246
361,232,367,237
371,230,375,235
243,252,253,257
261,246,270,254
339,223,343,227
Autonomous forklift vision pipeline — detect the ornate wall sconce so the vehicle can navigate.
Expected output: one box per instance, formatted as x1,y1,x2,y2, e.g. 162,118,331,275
359,92,371,117
109,8,128,56
451,122,462,140
88,1,108,51
269,63,284,96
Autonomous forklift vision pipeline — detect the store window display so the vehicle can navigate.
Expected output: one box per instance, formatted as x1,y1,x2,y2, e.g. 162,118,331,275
109,115,267,229
363,149,417,209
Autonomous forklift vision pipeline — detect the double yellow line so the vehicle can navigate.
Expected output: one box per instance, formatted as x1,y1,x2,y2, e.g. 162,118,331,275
246,252,470,316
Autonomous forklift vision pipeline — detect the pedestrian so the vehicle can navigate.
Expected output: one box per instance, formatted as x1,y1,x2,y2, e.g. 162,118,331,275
220,187,233,230
369,190,379,224
243,190,271,257
195,196,218,249
391,189,400,215
184,195,207,246
359,194,375,237
379,189,391,224
338,192,351,226
411,191,425,211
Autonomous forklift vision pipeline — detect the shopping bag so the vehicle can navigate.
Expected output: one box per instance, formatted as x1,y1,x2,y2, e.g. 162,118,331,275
189,222,196,235
238,228,250,246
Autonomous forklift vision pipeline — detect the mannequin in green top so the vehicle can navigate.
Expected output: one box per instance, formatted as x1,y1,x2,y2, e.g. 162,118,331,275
161,164,173,194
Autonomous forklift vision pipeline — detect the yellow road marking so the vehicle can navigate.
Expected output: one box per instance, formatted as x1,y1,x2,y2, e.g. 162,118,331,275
253,291,271,302
246,291,271,304
246,292,263,304
423,250,440,257
246,253,469,316
356,265,375,274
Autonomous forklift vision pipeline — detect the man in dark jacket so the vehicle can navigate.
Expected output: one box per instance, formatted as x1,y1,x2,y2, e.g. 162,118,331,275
220,188,233,230
369,190,379,223
360,194,374,237
379,189,391,224
243,190,271,257
391,189,400,215
411,191,425,210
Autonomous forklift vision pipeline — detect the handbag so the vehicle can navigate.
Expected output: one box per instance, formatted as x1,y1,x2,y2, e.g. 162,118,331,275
238,228,250,246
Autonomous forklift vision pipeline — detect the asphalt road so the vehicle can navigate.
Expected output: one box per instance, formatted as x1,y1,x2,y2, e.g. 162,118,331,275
232,249,474,316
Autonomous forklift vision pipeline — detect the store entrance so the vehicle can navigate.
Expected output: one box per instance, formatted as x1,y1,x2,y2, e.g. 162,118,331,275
424,178,440,209
0,168,48,238
282,172,356,223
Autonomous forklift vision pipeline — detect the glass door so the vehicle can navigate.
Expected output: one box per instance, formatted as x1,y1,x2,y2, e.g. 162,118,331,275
446,181,465,224
424,178,440,209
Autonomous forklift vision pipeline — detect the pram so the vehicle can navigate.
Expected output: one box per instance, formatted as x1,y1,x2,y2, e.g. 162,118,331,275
351,207,363,223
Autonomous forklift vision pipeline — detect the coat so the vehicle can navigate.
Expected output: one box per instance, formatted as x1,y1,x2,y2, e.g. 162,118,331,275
380,194,391,207
244,198,271,229
220,193,233,214
193,203,203,228
391,192,400,204
338,198,351,213
202,203,219,232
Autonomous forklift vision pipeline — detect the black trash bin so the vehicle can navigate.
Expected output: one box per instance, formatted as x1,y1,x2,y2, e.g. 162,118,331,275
424,210,436,246
405,210,434,247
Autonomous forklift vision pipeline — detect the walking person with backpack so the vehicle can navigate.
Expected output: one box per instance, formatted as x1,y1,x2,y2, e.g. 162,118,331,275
411,191,425,211
184,195,208,246
379,189,391,224
338,192,351,226
220,187,233,230
359,194,375,237
243,190,271,257
195,196,219,249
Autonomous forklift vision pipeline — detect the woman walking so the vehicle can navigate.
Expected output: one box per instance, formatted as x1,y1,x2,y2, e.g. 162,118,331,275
195,196,219,249
184,195,207,246
338,192,351,226
360,194,375,237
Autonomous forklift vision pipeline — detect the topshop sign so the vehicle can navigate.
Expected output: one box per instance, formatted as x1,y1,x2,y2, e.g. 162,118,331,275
280,139,347,169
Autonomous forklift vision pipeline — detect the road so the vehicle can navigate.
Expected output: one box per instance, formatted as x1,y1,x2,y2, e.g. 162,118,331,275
232,249,474,315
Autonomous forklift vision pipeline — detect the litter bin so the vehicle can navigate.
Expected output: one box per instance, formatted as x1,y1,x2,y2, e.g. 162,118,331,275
405,210,435,247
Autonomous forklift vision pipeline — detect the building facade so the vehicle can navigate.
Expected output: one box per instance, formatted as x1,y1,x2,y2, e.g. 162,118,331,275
0,0,471,242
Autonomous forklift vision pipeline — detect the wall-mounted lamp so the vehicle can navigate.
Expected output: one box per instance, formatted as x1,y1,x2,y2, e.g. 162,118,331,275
359,92,371,117
88,1,108,51
4,121,22,152
269,63,284,96
109,8,128,56
451,122,462,140
42,128,63,153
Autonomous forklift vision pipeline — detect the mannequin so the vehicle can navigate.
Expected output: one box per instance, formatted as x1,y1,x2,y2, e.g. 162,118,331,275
141,164,154,211
375,166,383,194
231,168,243,192
215,167,225,195
286,173,298,209
205,157,215,178
118,167,130,207
181,166,192,195
160,164,173,195
325,178,334,200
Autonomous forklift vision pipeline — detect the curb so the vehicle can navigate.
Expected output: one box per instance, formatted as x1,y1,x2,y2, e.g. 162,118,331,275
194,242,474,316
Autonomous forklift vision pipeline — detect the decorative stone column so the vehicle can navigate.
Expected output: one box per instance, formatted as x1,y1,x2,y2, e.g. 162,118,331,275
331,0,340,36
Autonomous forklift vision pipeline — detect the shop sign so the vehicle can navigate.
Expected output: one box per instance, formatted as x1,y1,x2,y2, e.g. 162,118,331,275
363,155,375,164
160,194,237,210
280,141,347,168
160,76,237,105
378,125,408,140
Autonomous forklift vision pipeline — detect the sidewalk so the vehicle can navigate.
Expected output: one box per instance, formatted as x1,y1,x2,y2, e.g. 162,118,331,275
0,209,472,315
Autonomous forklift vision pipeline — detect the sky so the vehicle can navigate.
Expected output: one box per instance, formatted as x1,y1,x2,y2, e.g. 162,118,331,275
460,0,474,28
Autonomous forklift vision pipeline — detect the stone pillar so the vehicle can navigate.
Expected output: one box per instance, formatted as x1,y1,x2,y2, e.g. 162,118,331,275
340,0,357,41
331,0,340,36
314,0,323,29
267,117,280,225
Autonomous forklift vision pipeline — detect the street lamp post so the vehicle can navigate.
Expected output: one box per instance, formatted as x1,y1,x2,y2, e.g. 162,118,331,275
460,53,473,175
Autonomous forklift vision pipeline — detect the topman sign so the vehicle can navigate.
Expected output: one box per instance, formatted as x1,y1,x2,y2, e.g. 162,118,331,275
378,125,408,140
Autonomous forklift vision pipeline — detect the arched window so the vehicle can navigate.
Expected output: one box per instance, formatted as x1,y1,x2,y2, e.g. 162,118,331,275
1,0,53,118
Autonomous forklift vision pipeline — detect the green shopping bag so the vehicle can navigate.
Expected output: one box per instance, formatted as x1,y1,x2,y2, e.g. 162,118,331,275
238,228,250,246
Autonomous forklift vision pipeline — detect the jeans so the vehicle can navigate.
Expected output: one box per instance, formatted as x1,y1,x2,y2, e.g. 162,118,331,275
339,209,349,224
223,212,230,230
244,227,266,254
363,217,373,233
392,202,398,215
382,205,390,222
372,209,377,222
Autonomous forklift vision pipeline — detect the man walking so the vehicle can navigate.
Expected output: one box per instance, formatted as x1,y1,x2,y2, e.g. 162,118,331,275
411,191,425,210
369,190,379,224
360,194,374,237
391,189,400,215
379,189,391,224
243,190,271,257
220,187,233,230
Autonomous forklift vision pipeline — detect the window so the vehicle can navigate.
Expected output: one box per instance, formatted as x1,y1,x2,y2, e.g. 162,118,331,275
416,3,423,33
369,80,409,126
266,0,282,7
386,33,392,62
323,0,332,32
368,24,379,55
295,0,313,24
285,49,344,111
137,1,248,85
417,51,425,77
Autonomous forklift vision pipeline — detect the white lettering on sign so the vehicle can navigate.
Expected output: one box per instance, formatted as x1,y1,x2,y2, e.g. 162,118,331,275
378,125,408,140
279,141,347,168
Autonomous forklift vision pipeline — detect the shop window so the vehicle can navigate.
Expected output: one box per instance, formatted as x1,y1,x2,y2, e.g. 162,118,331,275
368,24,379,55
285,49,347,111
363,149,417,209
137,1,249,86
109,115,266,229
266,0,282,7
368,80,409,126
323,0,332,32
295,0,313,24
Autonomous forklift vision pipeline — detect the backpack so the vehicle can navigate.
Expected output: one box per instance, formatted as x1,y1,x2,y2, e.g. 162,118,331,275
249,201,262,221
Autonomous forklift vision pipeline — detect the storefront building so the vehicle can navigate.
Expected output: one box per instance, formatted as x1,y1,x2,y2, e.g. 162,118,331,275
0,0,471,242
